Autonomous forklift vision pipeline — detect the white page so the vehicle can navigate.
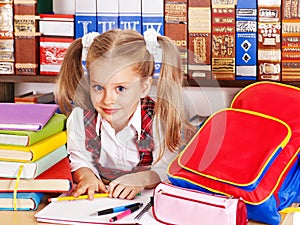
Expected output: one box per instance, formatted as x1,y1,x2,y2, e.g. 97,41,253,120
35,189,163,225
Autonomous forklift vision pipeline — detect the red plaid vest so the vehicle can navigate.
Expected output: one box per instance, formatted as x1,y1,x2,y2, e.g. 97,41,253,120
83,96,155,181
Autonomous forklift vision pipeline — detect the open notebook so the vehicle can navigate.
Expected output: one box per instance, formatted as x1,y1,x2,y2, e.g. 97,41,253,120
35,189,163,225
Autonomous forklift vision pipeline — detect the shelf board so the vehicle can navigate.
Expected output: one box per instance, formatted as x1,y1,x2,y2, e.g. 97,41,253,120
0,75,57,83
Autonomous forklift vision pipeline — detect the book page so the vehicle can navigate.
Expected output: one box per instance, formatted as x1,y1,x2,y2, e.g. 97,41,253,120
35,189,163,225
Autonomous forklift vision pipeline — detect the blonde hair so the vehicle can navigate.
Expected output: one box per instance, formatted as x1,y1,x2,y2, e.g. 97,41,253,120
56,29,195,153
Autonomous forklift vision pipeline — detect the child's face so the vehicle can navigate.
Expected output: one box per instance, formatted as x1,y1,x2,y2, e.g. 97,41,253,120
89,61,151,131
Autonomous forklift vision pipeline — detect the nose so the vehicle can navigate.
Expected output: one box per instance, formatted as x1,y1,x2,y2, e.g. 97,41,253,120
101,89,116,106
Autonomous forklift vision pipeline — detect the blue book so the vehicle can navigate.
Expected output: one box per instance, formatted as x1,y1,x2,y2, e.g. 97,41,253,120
96,0,119,33
236,0,257,80
0,192,44,211
141,0,164,35
75,0,97,38
119,0,142,33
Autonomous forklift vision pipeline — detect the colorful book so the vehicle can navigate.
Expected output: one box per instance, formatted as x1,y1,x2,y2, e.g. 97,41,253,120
0,157,72,193
0,131,66,162
0,103,58,131
0,144,67,179
0,192,44,211
0,113,66,147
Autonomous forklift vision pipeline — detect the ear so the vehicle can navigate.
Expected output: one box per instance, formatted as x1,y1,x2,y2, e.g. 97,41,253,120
140,77,153,98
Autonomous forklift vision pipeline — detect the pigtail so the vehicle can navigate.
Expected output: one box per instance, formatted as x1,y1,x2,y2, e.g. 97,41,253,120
155,36,195,153
55,38,92,116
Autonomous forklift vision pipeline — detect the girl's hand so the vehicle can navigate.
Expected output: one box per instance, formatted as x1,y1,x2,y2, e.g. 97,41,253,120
71,167,108,199
109,170,161,199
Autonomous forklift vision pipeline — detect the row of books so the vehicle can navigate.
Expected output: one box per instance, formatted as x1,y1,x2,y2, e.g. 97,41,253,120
1,0,299,82
0,103,72,211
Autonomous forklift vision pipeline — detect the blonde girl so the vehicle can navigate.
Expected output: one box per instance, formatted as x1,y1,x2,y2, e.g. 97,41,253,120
56,29,195,200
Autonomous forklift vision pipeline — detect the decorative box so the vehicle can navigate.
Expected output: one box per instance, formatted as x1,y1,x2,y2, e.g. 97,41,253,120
39,37,74,75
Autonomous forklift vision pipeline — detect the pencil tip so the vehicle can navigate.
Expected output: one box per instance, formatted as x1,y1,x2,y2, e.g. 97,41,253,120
90,212,97,216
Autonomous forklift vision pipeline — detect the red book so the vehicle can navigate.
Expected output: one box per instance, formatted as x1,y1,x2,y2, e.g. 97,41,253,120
0,157,72,193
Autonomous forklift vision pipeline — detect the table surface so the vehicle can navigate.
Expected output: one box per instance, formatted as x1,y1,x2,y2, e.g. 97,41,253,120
0,194,289,225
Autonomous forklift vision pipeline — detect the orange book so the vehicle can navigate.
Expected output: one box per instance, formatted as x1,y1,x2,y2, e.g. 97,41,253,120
0,157,72,193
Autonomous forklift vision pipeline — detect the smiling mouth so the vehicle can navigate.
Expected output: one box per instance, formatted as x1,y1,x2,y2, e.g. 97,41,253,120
102,108,119,114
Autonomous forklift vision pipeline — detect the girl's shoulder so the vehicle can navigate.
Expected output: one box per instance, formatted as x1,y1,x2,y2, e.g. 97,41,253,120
68,107,84,121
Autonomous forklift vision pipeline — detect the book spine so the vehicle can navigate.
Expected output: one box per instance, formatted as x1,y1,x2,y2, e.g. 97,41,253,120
211,0,236,80
75,0,97,38
118,0,142,33
164,0,188,77
40,37,74,75
39,14,74,37
96,0,119,33
14,2,39,75
235,0,257,80
281,0,300,81
142,0,164,35
257,0,282,81
188,0,212,80
0,2,14,75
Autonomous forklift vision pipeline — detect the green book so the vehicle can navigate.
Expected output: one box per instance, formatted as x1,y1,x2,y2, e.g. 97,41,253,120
0,113,66,146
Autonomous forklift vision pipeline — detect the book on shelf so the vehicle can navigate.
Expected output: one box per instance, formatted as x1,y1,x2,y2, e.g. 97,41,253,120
0,103,58,131
281,0,300,81
0,157,72,193
14,91,55,104
75,0,97,38
0,144,67,179
188,0,212,80
96,0,119,33
14,1,39,75
0,192,44,211
0,113,66,147
164,0,188,77
235,0,257,80
257,0,281,81
0,131,66,162
211,0,236,80
119,0,142,33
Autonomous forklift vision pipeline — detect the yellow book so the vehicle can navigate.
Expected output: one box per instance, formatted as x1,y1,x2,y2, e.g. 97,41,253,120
0,131,67,162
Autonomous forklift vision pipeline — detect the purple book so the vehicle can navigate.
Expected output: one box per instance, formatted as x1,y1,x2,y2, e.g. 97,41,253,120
0,103,58,131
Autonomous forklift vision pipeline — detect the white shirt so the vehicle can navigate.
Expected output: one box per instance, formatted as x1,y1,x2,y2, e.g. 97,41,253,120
66,104,178,182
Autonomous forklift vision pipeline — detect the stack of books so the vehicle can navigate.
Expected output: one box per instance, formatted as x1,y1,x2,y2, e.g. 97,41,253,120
0,103,72,211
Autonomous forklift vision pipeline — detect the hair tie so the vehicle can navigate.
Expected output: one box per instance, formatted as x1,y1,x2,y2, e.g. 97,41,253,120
81,32,100,61
144,28,161,56
144,28,162,77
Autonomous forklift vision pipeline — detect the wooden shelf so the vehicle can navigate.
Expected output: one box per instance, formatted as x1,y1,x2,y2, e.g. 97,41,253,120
0,75,57,83
185,78,300,88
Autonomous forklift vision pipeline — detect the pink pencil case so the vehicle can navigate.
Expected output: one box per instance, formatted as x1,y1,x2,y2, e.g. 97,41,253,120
152,183,247,225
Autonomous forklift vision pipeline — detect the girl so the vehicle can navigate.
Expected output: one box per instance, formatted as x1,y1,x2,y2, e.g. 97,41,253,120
55,29,195,200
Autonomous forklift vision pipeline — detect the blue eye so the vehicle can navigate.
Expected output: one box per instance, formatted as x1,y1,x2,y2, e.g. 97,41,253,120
93,85,103,91
116,86,126,92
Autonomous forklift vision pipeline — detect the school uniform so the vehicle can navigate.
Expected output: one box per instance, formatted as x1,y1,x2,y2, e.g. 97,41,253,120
66,98,177,182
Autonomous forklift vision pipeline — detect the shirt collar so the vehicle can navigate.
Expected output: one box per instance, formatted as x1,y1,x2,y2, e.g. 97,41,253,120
95,101,142,138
